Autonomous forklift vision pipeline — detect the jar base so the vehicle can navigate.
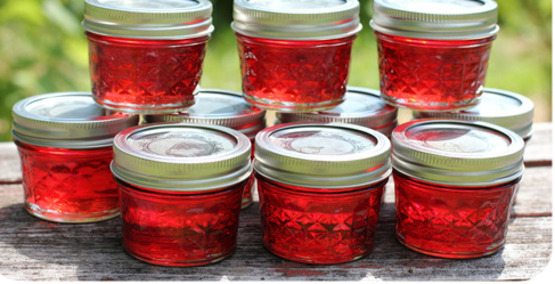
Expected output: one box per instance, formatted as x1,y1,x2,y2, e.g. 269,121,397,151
93,97,195,114
243,94,343,113
396,233,502,259
380,93,479,112
123,245,233,267
264,244,370,265
24,202,119,223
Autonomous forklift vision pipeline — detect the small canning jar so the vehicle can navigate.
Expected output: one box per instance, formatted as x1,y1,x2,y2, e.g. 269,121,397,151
391,119,525,258
11,92,138,223
413,88,535,141
254,123,391,264
82,0,214,114
232,0,362,112
145,89,266,209
276,87,398,138
111,123,252,266
370,0,499,111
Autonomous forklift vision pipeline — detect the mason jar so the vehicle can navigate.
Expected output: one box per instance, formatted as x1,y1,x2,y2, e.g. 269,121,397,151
371,0,499,111
391,119,524,258
232,0,362,112
111,123,252,266
254,123,391,264
12,92,138,223
82,0,214,114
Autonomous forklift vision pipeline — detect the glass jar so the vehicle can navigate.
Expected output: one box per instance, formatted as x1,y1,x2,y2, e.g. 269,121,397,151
82,0,214,114
371,0,499,111
413,88,535,141
232,0,362,112
145,89,266,209
11,92,138,223
254,123,391,264
391,119,525,258
111,123,252,266
276,87,398,138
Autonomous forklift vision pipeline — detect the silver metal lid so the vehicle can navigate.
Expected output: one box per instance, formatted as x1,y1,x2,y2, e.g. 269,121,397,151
276,87,398,136
254,123,391,189
232,0,362,40
82,0,214,40
12,92,138,149
112,123,252,191
145,89,266,139
392,119,525,187
370,0,499,40
413,88,535,140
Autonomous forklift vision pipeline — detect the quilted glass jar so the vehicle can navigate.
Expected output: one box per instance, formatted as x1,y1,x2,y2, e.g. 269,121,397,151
111,123,252,266
391,119,525,258
413,88,535,141
82,0,214,114
277,87,398,137
12,92,138,223
232,0,362,112
145,89,266,208
371,0,499,111
254,123,391,264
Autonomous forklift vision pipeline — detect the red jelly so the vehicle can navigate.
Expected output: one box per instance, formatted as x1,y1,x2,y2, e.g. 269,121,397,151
277,87,398,138
111,123,252,266
371,0,499,111
12,92,138,223
232,0,362,112
391,119,525,258
254,123,391,264
145,89,266,209
82,0,214,114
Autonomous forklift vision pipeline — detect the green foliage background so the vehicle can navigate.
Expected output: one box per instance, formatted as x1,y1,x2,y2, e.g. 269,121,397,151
0,0,552,141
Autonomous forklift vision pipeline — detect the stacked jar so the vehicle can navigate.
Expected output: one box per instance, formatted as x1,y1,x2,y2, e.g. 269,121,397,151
369,0,533,259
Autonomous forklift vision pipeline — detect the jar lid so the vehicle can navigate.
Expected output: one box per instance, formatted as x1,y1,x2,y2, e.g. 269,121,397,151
413,88,535,140
12,92,138,149
392,119,525,187
82,0,214,39
254,123,391,189
145,89,266,139
276,87,398,136
370,0,499,40
112,123,252,191
232,0,362,40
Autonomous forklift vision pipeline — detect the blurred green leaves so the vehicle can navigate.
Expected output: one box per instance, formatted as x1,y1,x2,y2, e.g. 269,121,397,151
0,0,552,142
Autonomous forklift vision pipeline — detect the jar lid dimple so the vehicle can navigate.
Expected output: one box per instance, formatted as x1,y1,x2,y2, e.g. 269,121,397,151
82,0,214,40
413,88,535,140
254,123,391,189
232,0,362,40
145,89,266,138
276,87,398,136
111,123,252,192
391,119,525,187
11,92,138,149
370,0,499,40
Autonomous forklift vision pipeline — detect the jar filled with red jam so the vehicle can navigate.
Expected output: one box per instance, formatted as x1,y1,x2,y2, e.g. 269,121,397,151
111,123,252,266
82,0,214,114
232,0,362,112
145,89,266,209
254,123,391,264
11,92,138,223
371,0,499,111
413,88,535,141
391,119,525,258
276,87,398,137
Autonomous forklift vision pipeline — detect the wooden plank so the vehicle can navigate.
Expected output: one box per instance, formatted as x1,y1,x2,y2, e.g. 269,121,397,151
0,143,21,184
524,123,552,167
0,164,551,281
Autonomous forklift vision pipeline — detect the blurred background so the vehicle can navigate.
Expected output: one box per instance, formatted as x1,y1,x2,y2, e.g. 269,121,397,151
0,0,551,141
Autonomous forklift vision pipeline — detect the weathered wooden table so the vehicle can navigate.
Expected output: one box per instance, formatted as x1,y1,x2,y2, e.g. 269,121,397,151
0,123,551,281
